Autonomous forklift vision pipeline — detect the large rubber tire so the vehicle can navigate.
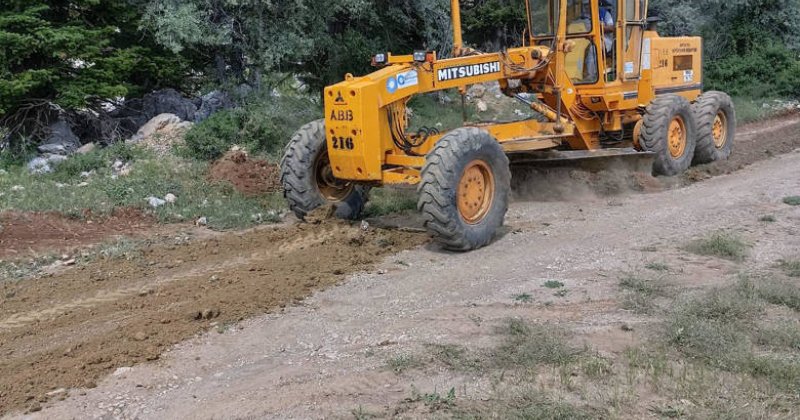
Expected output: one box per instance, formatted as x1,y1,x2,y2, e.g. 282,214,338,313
417,127,511,251
692,91,736,164
280,120,369,220
639,95,697,176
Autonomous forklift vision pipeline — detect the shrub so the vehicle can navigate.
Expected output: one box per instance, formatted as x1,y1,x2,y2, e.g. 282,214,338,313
183,109,243,161
183,94,321,161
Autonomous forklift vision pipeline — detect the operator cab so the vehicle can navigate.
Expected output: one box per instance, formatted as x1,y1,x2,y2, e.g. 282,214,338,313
527,0,648,87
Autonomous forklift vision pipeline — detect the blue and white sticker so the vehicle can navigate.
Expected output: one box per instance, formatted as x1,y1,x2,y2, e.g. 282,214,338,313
386,70,418,93
386,77,399,94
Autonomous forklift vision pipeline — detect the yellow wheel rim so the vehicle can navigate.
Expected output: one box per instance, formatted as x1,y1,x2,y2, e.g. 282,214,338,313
457,160,495,224
712,111,728,149
314,150,352,201
668,116,687,158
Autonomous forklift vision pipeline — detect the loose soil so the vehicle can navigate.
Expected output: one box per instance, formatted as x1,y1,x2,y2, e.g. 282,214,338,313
0,219,426,414
0,208,154,260
208,150,281,196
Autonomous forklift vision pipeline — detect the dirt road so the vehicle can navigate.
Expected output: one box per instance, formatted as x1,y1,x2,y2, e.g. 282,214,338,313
3,116,800,418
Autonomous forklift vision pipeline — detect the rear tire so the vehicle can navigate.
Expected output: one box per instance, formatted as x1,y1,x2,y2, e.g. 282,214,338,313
280,120,369,220
692,91,735,164
417,127,511,251
639,95,697,176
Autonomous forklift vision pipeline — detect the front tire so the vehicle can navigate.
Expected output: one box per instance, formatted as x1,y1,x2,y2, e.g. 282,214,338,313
280,120,369,220
639,95,697,176
417,127,511,251
692,91,735,164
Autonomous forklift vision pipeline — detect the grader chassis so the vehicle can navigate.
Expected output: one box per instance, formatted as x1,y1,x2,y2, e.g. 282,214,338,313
281,0,736,250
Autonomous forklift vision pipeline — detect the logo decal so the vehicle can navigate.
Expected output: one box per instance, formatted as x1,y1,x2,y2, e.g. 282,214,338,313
437,61,501,82
386,70,419,94
335,91,345,104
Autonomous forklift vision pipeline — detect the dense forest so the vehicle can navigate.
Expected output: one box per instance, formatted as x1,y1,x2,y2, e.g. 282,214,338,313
2,0,799,159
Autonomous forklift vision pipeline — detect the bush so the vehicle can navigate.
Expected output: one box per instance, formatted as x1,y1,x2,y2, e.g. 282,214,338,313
183,94,321,161
706,44,800,99
183,109,243,161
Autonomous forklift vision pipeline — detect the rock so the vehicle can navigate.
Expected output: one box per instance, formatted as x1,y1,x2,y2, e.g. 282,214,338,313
360,220,370,231
27,157,53,174
147,197,166,208
164,193,177,203
110,89,197,136
195,90,233,123
46,388,67,397
476,100,488,113
128,113,193,155
76,142,96,154
468,84,487,98
195,216,208,226
112,367,133,377
133,331,148,341
0,169,7,176
80,170,94,178
10,185,24,191
142,89,197,122
38,119,81,154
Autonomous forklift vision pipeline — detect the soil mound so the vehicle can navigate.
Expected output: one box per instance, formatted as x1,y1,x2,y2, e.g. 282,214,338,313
208,151,281,196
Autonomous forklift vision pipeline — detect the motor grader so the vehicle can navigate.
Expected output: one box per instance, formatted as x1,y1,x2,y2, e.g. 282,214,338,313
280,0,735,251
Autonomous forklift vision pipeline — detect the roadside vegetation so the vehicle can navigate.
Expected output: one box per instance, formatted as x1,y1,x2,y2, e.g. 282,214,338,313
0,144,284,230
375,245,800,418
684,231,750,261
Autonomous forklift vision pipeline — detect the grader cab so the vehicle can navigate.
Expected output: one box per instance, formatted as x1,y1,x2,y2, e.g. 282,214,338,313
280,0,735,250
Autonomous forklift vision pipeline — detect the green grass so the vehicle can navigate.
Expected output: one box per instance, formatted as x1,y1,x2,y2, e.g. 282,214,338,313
493,319,583,369
512,292,533,303
425,343,481,371
455,392,606,419
543,280,564,289
778,259,800,277
619,271,669,314
0,145,284,230
732,97,785,124
684,231,749,261
363,187,417,217
387,353,422,374
783,196,800,206
645,262,670,272
664,279,800,390
753,278,800,311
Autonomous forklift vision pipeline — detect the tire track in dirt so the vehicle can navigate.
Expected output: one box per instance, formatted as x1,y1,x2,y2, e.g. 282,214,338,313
0,224,349,331
0,220,426,414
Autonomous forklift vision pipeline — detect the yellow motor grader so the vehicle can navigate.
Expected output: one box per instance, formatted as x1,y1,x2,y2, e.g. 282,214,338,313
281,0,735,250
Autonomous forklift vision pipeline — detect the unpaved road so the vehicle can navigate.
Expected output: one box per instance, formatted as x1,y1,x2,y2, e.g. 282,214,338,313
3,116,800,418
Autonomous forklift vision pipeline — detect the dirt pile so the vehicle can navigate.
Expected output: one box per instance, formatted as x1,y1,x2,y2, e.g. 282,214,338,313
0,220,427,414
0,208,154,259
208,150,281,196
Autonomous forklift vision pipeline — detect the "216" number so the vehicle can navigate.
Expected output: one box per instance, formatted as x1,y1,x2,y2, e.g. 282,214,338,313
332,136,355,150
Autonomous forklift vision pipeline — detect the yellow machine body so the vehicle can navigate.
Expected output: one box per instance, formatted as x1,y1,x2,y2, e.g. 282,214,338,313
323,0,703,185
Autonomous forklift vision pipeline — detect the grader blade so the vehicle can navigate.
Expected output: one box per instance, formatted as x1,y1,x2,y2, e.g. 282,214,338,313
510,148,656,174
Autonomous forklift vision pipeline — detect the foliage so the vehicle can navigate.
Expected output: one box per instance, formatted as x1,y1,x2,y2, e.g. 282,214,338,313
0,1,192,117
183,93,321,161
462,0,527,51
651,0,800,98
140,0,450,90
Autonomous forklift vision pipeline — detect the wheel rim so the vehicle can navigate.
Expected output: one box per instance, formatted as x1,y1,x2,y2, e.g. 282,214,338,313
712,111,728,149
667,116,687,158
457,160,495,224
314,150,352,201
